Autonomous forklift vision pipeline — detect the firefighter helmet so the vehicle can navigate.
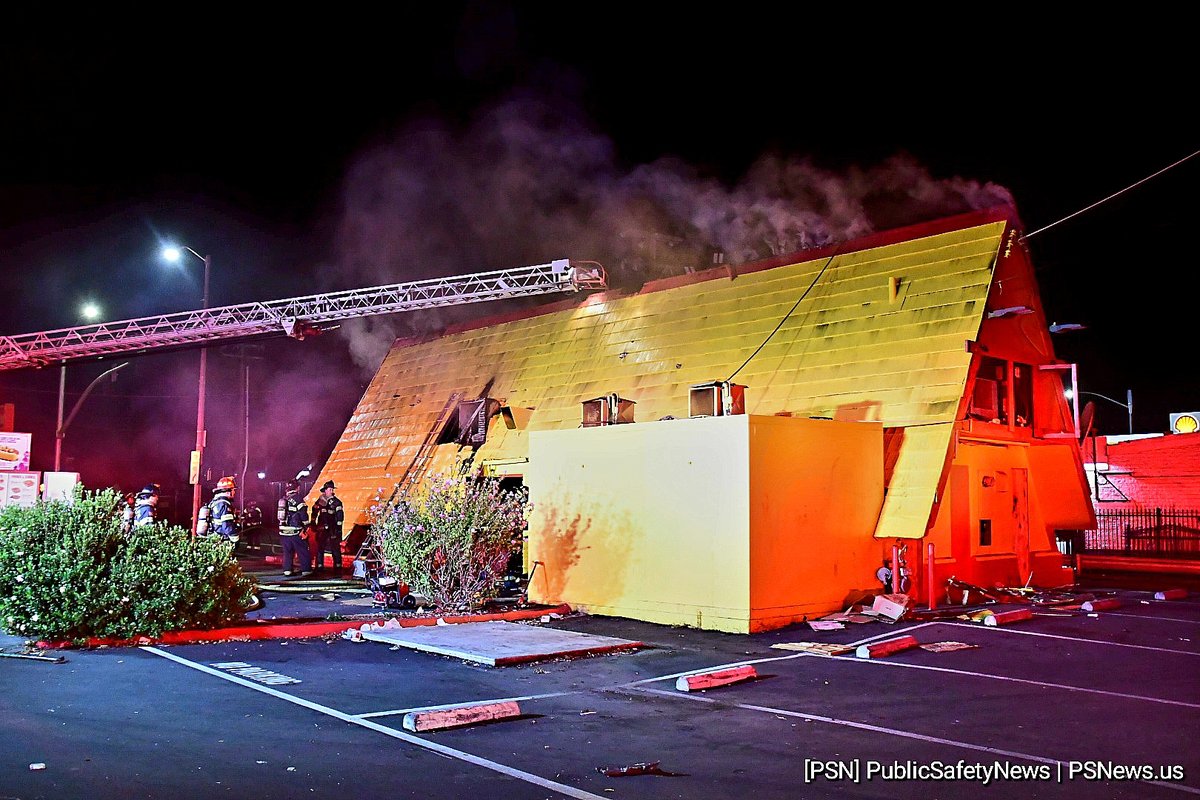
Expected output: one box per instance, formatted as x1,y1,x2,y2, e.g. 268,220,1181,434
216,476,237,491
141,483,160,495
321,480,336,491
285,479,300,491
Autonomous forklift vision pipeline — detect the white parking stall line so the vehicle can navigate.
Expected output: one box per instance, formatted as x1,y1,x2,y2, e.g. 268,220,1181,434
1101,611,1200,625
615,621,938,688
836,653,1200,709
1121,593,1200,607
358,691,578,719
143,647,609,800
628,687,1200,796
935,620,1200,655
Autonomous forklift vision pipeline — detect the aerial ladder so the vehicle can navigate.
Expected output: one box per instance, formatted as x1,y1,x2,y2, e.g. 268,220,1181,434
0,259,606,371
1,257,606,594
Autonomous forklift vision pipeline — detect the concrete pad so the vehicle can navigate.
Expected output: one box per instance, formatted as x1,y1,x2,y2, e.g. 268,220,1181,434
358,620,644,666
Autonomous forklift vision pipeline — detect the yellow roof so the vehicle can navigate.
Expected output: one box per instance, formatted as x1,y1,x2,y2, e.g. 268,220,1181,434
319,214,1010,534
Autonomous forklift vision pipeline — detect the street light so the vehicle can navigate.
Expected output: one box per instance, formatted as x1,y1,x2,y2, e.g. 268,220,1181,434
55,362,129,472
1065,388,1133,435
162,244,211,535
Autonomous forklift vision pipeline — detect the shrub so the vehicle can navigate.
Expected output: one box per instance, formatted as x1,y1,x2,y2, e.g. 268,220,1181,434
0,488,255,641
374,469,528,610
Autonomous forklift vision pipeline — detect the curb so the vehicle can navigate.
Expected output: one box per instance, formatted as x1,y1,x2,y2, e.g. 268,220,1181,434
402,701,522,732
983,608,1033,626
36,603,574,650
676,665,757,692
1081,598,1122,612
855,635,919,659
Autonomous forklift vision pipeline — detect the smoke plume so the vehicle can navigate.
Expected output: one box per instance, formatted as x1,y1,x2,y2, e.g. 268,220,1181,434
331,88,1013,374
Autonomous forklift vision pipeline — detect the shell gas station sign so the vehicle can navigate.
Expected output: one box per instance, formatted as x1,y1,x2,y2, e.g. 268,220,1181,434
1170,412,1200,435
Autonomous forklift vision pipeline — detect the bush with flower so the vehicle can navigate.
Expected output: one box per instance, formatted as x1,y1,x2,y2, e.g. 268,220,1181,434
372,467,528,610
0,488,255,641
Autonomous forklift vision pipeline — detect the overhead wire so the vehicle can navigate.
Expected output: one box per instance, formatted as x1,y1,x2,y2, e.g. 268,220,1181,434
726,252,838,383
1023,149,1199,239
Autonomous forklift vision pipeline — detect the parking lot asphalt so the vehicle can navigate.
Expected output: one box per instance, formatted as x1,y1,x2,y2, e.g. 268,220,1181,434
2,579,1199,800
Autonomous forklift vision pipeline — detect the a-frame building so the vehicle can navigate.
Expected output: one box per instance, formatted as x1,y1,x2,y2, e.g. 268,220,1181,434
315,206,1093,631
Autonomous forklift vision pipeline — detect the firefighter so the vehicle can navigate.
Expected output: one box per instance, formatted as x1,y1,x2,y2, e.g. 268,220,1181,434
120,491,136,534
310,479,344,573
276,479,312,576
241,501,265,550
206,476,240,545
133,483,160,528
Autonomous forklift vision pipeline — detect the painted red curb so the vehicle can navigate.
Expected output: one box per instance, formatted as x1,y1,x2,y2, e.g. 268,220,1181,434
36,603,574,650
402,701,522,732
855,635,919,659
675,665,757,691
1081,597,1122,612
983,608,1033,626
1155,589,1188,601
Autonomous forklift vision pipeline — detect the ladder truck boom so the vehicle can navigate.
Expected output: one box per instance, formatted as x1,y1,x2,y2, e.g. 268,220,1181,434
0,259,606,371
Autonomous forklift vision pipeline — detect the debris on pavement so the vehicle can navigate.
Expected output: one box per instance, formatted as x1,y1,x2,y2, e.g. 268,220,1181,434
598,761,684,777
771,642,855,656
0,650,65,663
29,763,46,771
808,620,844,631
869,593,913,621
817,605,882,625
919,641,978,653
945,577,1105,609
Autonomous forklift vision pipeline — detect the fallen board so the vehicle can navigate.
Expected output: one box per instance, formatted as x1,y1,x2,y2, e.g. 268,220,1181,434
357,620,643,666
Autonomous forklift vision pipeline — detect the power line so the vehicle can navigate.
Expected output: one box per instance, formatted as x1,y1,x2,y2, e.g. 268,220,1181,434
724,255,840,383
1024,149,1200,239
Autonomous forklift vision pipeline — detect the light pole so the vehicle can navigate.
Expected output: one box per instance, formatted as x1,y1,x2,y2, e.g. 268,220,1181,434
162,245,211,535
55,362,129,472
220,343,266,518
1076,389,1134,435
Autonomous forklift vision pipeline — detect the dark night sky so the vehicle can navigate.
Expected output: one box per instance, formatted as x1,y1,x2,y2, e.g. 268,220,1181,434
1,6,1196,510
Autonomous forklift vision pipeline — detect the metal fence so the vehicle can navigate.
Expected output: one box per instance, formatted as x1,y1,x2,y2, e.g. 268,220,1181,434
1084,508,1200,559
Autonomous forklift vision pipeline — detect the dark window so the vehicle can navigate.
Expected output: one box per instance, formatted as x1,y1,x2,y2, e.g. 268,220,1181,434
969,356,1007,423
436,412,462,445
979,519,993,546
1012,362,1033,428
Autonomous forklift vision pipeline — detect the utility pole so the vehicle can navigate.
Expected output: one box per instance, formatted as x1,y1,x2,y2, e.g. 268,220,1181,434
189,253,211,536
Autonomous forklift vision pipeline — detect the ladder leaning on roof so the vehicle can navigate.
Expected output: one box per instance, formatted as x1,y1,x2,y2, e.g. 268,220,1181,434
354,391,463,580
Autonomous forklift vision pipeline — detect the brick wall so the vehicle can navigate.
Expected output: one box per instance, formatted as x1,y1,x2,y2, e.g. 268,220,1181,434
1088,434,1200,510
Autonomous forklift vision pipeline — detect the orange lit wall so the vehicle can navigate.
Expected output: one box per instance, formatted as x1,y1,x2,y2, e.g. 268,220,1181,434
924,440,1081,592
526,415,883,633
